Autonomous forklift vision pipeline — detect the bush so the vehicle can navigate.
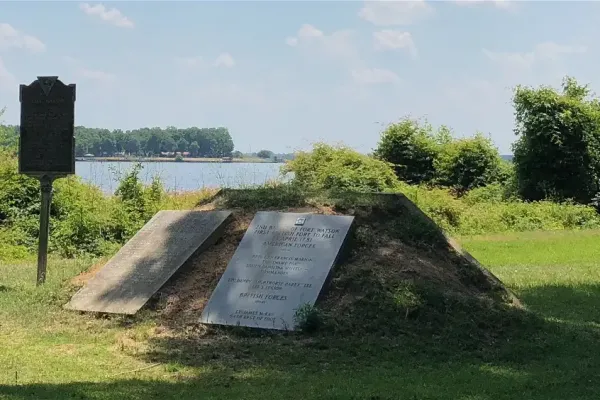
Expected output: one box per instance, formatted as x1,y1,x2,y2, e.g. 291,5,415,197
0,153,40,224
257,149,274,159
374,118,450,184
282,143,400,192
462,184,513,205
0,155,169,259
50,176,118,257
512,76,600,204
435,133,504,193
113,163,165,238
400,184,600,236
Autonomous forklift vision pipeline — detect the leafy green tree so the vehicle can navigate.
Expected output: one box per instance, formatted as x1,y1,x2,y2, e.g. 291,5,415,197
6,119,234,160
160,137,177,153
145,133,162,155
177,138,189,152
189,141,200,157
512,76,600,203
374,118,445,184
124,137,140,155
435,133,503,192
257,149,274,159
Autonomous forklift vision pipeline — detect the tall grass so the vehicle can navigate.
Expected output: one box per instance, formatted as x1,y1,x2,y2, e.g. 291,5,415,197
403,184,600,236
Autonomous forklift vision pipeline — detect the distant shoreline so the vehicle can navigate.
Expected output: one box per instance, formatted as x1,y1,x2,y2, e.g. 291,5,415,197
75,157,285,164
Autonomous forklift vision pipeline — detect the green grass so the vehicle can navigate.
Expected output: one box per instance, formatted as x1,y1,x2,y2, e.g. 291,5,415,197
461,229,600,329
1,230,600,399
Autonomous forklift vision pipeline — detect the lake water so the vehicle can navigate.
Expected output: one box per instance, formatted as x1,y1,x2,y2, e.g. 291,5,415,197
76,161,285,193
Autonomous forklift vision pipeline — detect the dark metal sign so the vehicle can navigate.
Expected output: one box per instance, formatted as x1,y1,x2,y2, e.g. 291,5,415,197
17,76,76,285
19,76,76,177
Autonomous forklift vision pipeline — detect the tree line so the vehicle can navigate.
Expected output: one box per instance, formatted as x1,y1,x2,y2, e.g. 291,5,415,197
0,125,235,158
372,76,600,207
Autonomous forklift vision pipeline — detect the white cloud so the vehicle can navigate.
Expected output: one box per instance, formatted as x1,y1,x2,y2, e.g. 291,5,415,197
175,56,204,68
286,24,357,61
297,24,324,39
63,56,116,83
196,83,269,108
483,42,587,71
285,37,298,47
454,0,514,10
373,30,417,58
213,53,235,68
175,53,235,69
79,68,115,82
79,3,134,28
358,1,434,26
351,68,400,84
535,42,587,61
0,57,17,91
0,23,45,53
483,48,534,70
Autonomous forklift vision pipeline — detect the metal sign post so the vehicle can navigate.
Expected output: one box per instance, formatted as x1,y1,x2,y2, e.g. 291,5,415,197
18,76,76,285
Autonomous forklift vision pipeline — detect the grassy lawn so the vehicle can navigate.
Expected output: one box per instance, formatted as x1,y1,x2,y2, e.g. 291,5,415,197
1,230,600,399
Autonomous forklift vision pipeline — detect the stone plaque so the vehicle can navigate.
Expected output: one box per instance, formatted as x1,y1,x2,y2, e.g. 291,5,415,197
200,212,354,330
65,210,232,314
19,76,76,177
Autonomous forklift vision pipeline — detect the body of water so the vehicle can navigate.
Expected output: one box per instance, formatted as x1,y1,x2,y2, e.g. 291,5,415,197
76,161,285,193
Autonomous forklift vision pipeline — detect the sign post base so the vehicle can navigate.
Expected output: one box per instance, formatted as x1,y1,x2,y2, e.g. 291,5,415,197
36,175,54,286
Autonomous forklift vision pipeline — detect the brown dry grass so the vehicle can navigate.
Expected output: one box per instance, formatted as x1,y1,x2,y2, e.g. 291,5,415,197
70,258,107,286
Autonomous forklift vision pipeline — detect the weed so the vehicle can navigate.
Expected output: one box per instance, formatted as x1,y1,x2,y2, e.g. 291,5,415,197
294,303,323,333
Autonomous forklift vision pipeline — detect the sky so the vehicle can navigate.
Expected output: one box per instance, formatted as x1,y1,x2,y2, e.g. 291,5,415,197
0,1,599,155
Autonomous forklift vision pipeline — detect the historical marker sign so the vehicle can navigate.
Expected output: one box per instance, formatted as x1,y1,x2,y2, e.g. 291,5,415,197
19,76,76,177
200,212,354,331
65,210,232,315
18,76,76,285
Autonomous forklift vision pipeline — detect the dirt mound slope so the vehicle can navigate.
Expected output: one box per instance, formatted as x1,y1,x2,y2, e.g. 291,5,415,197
148,188,523,340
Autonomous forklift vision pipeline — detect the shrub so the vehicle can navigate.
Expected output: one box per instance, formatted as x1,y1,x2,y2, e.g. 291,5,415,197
113,163,165,238
0,155,169,258
282,143,399,192
294,303,323,333
462,184,513,205
402,186,467,232
50,176,117,257
0,227,31,260
374,118,449,184
512,76,600,204
399,183,600,236
0,153,40,224
435,133,504,193
257,149,274,159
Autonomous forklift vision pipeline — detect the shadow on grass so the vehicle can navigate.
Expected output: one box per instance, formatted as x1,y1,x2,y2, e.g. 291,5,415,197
2,318,600,400
519,283,600,325
2,284,600,399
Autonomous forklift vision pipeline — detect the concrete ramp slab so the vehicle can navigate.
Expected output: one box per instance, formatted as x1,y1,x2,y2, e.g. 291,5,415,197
65,210,232,314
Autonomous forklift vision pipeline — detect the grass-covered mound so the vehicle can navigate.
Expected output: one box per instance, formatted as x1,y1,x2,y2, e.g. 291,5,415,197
71,187,538,363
